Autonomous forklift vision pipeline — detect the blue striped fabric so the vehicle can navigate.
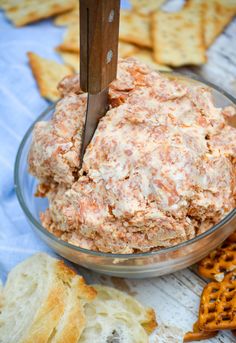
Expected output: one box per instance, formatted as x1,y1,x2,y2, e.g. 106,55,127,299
0,1,130,282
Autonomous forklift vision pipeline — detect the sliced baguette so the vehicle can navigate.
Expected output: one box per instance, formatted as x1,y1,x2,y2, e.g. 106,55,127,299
0,253,68,343
0,253,95,343
51,275,96,343
0,255,156,343
79,285,157,343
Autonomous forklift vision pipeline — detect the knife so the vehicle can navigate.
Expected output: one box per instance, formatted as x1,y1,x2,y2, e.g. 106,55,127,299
79,0,120,164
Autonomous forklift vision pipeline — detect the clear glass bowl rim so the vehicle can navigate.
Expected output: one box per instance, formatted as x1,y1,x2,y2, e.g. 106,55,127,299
14,72,236,259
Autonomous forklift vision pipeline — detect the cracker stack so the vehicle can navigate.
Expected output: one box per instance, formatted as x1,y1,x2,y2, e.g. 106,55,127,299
0,0,76,26
0,253,157,343
120,0,236,68
1,1,234,102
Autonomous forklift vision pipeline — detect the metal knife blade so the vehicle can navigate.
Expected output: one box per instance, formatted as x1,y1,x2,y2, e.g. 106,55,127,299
80,88,109,162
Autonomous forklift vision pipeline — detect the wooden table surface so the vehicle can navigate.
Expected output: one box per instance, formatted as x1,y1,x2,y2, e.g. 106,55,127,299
80,14,236,343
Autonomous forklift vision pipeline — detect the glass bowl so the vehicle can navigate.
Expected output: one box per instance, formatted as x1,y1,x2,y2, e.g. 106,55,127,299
14,74,236,278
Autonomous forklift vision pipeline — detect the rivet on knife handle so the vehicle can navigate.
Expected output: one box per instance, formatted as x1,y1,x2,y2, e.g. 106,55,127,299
80,0,120,94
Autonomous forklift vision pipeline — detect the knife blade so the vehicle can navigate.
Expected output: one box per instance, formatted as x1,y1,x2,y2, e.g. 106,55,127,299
79,0,120,164
80,88,109,159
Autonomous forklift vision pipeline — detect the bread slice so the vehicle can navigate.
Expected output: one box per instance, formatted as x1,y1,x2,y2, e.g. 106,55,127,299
0,253,96,343
50,275,96,343
0,253,68,343
79,285,157,343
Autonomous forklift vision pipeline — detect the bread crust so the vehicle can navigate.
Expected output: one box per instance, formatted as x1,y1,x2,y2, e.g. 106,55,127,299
0,254,96,343
51,271,96,343
22,259,72,343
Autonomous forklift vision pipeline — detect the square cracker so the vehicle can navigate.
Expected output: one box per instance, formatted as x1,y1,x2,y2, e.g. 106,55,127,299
118,41,139,58
203,0,236,47
54,1,79,26
28,52,73,102
57,51,79,72
152,4,206,67
0,0,15,10
130,0,166,16
119,10,152,48
1,0,76,27
131,49,172,72
57,23,79,53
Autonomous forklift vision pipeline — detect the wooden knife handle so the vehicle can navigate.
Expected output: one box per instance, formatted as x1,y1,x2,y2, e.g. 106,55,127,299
80,0,120,94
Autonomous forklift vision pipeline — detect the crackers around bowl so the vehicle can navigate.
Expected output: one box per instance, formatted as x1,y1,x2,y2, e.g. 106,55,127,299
0,0,76,26
1,0,235,102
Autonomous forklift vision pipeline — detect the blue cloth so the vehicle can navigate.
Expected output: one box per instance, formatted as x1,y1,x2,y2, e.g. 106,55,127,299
0,1,131,282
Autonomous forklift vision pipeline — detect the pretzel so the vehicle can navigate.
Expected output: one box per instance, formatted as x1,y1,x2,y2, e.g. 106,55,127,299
198,270,236,331
198,231,236,280
183,321,218,342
